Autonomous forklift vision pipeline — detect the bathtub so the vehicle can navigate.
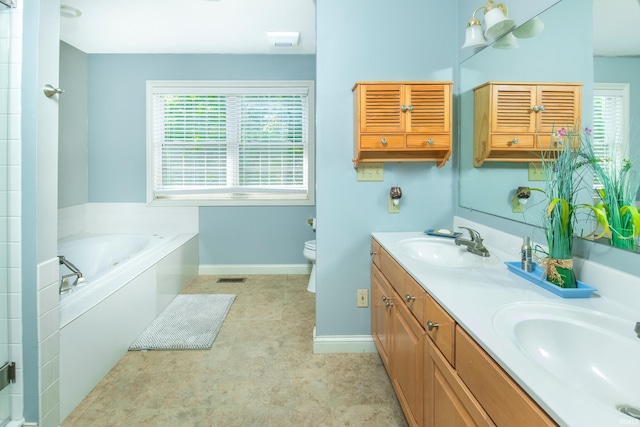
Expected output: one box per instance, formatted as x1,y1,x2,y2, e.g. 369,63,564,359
59,232,199,421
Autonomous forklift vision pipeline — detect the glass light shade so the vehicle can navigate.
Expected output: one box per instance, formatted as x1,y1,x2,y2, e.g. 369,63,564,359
512,16,544,39
484,7,515,39
462,24,488,49
493,32,519,50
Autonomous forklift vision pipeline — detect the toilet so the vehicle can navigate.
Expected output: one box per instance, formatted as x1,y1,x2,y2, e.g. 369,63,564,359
303,240,316,293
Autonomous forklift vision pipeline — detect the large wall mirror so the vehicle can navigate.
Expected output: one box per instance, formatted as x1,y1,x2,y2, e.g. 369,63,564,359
458,0,640,254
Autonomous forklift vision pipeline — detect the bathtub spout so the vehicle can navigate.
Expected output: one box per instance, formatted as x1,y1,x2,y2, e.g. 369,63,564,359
59,255,88,293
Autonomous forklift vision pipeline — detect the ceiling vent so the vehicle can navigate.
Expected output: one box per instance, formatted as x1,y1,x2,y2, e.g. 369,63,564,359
266,31,300,47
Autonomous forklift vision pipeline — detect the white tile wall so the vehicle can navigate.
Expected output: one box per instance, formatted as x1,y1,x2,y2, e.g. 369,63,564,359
1,1,23,424
37,258,59,427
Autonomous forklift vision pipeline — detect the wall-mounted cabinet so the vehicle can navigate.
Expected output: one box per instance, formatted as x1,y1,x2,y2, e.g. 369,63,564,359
353,82,452,168
473,82,582,167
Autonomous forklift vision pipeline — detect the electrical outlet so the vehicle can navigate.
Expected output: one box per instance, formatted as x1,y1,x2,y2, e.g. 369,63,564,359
357,289,369,307
357,163,384,181
528,162,545,181
388,197,400,214
511,197,524,213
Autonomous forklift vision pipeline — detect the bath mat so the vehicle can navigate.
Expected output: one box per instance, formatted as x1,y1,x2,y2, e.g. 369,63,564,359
129,294,236,351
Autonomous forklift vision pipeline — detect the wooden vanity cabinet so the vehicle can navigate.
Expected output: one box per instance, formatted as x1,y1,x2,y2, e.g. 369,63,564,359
370,237,558,427
353,82,453,168
473,82,582,166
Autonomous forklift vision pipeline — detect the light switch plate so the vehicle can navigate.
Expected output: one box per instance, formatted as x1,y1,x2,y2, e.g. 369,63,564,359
357,289,369,307
357,163,384,181
388,197,400,214
528,163,545,181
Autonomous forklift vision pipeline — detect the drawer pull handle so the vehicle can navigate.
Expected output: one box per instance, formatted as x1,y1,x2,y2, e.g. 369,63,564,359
511,138,519,145
405,294,416,302
381,138,388,145
426,138,434,145
427,320,439,331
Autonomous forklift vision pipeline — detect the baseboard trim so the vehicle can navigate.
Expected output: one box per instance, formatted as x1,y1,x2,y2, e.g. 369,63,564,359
312,327,377,354
199,263,312,275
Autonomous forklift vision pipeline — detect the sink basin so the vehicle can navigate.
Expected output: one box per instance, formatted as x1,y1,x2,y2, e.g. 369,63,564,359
493,302,640,410
398,237,500,269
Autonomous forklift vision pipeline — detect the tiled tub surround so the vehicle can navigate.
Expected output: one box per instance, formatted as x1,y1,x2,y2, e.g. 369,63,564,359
372,217,640,427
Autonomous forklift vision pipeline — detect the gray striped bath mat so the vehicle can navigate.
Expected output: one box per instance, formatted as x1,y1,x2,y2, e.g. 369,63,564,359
129,294,236,351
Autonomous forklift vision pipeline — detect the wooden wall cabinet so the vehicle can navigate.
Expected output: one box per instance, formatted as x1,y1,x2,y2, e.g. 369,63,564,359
353,82,453,168
370,238,558,427
473,82,582,166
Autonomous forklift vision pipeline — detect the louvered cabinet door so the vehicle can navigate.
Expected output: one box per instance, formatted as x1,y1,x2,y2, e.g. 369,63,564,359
490,85,535,134
406,84,451,133
536,85,582,135
358,84,405,133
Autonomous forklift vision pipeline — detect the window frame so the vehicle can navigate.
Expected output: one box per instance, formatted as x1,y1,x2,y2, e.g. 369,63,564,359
146,80,315,207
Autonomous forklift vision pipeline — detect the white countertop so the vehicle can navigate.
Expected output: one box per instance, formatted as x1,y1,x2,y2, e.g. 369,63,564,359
372,227,640,427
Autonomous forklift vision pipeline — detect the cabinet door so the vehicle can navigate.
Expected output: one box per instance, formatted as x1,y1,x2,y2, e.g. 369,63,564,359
358,84,405,133
490,85,535,134
392,300,424,427
372,265,393,370
425,338,495,427
406,84,451,133
535,85,582,136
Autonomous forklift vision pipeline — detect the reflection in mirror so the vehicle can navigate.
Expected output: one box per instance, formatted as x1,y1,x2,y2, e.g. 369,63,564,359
458,0,600,239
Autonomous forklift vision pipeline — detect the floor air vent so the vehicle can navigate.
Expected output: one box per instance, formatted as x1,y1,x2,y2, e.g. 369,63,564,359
216,278,247,283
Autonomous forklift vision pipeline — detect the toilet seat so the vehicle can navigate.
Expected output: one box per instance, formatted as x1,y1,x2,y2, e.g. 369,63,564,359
304,240,316,251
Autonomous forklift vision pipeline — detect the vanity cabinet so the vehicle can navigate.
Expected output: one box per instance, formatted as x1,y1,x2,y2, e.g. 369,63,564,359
473,82,582,166
370,237,558,427
353,82,453,168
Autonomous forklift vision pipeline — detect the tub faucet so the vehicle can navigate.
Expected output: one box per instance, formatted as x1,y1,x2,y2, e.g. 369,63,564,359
58,255,87,294
455,227,490,257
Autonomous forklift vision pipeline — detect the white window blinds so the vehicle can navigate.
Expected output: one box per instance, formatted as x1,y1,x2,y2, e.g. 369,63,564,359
147,81,314,206
592,83,630,188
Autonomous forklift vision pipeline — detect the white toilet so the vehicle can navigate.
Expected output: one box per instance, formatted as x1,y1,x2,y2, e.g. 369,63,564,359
303,239,316,293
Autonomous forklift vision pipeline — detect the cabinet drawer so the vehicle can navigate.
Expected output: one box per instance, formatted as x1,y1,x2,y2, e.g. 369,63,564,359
456,327,557,427
360,135,405,150
371,238,382,268
379,247,406,296
490,134,535,149
403,275,426,326
425,294,455,365
406,134,450,149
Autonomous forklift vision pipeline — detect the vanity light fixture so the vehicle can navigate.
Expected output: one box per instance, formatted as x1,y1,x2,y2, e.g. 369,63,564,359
461,0,515,49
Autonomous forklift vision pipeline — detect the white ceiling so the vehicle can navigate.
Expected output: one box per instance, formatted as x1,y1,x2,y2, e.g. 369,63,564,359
59,0,638,56
59,0,316,54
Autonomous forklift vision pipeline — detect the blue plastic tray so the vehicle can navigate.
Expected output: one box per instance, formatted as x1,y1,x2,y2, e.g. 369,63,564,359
504,261,597,298
424,229,462,238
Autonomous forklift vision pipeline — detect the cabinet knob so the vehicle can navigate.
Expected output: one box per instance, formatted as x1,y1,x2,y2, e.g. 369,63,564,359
380,138,388,145
386,301,394,308
532,105,546,112
370,250,377,256
426,138,434,145
407,105,413,111
381,295,387,302
427,320,439,331
510,138,519,145
405,294,416,303
400,105,413,112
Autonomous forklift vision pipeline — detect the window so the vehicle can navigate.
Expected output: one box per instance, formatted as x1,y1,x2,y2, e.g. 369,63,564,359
147,80,314,206
592,83,630,189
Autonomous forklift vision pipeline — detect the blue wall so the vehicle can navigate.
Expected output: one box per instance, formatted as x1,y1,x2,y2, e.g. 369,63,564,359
86,54,316,264
315,0,458,336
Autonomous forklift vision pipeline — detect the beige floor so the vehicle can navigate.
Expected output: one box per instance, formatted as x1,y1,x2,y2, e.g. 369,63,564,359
62,274,408,427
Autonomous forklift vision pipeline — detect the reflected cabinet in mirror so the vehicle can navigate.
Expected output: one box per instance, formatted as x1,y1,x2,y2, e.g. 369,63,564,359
458,0,640,254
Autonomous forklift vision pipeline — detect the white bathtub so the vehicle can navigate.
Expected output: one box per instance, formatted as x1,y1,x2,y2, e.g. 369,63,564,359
59,232,199,421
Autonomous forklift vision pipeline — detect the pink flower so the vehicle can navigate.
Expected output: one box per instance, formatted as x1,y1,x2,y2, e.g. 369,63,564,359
584,127,592,135
556,127,567,137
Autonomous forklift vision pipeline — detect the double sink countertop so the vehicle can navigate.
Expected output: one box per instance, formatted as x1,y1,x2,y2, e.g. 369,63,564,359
372,230,640,427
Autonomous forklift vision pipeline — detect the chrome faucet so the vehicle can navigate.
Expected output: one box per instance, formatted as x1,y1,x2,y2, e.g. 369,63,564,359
635,322,640,339
455,227,490,257
58,255,88,294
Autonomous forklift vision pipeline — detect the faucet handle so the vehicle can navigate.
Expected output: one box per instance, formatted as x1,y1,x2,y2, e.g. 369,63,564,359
458,226,482,242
